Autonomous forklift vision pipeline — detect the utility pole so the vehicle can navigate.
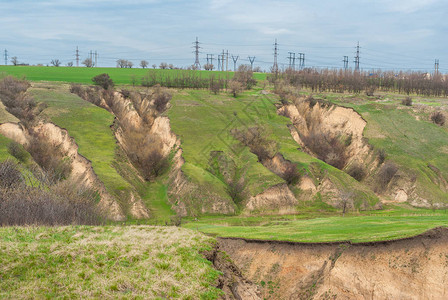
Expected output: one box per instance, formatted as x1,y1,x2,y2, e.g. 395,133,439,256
4,49,8,65
222,50,225,72
287,52,296,70
273,39,278,74
231,55,239,71
298,53,305,69
435,59,440,75
354,42,360,71
248,56,255,70
217,54,222,71
343,56,349,70
193,37,201,69
75,47,79,67
226,50,229,72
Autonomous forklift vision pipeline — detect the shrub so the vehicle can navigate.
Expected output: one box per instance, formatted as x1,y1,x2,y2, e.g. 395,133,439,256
228,80,243,98
232,65,257,89
92,73,114,90
27,136,72,183
431,111,445,126
346,163,366,181
152,85,171,113
0,160,102,226
232,126,277,162
401,96,412,106
377,148,387,165
301,130,347,170
0,159,23,189
7,141,29,163
282,161,301,185
375,161,398,192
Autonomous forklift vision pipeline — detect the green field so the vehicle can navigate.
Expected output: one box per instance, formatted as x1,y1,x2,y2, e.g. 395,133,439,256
0,226,221,299
0,65,267,85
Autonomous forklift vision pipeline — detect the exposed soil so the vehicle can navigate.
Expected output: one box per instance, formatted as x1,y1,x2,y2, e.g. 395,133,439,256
218,227,448,299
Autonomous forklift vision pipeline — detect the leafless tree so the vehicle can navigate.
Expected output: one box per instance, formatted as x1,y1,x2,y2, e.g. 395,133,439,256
339,191,354,216
140,60,149,68
11,57,18,66
159,62,168,69
127,61,133,68
116,59,128,68
204,63,214,71
152,64,157,69
82,58,93,67
51,59,61,67
66,61,73,67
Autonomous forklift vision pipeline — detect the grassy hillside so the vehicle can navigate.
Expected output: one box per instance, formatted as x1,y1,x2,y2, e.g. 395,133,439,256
0,66,267,85
327,93,448,203
0,226,221,299
29,83,133,198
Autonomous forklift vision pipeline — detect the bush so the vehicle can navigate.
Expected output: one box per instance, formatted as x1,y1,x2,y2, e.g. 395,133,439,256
232,127,277,162
92,73,114,90
346,163,366,181
301,130,347,170
431,111,445,126
375,161,398,192
0,159,23,189
228,80,243,98
401,96,412,106
232,65,257,89
27,136,72,183
282,161,301,185
377,148,387,165
7,141,29,163
152,85,171,113
0,160,102,226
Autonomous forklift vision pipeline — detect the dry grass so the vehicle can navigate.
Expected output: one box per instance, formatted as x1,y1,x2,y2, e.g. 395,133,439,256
0,226,222,299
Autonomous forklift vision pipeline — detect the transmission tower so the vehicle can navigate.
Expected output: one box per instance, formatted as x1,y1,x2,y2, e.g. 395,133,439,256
75,47,79,67
226,50,229,72
298,53,305,69
287,52,296,70
231,55,239,71
248,56,255,70
94,51,98,67
343,56,349,70
354,42,360,71
192,37,201,69
217,54,222,71
273,39,278,73
4,49,8,65
435,59,440,75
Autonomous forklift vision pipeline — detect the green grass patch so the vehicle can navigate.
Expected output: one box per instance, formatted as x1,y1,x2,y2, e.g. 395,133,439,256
0,226,222,299
183,210,448,243
0,65,267,85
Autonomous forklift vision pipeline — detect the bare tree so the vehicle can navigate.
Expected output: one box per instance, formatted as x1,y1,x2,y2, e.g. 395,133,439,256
11,57,18,66
159,62,168,69
127,61,133,68
82,58,93,68
140,60,149,68
152,64,157,69
66,62,73,67
204,63,214,71
116,59,128,68
51,59,61,67
339,191,354,216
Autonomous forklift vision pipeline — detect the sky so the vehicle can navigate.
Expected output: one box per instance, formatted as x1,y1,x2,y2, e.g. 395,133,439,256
1,0,447,72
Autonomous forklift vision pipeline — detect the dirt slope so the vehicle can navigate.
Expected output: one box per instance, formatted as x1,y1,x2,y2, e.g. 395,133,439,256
219,227,448,299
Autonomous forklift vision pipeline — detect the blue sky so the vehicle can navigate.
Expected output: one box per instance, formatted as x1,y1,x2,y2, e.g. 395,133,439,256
1,0,447,72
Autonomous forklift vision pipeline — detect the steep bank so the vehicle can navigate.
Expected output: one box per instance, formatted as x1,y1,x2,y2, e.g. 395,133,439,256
219,227,448,299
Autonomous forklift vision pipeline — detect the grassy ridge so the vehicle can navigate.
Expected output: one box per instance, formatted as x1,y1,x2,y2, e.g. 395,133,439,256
0,65,267,85
0,226,221,299
183,209,448,243
30,83,132,197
